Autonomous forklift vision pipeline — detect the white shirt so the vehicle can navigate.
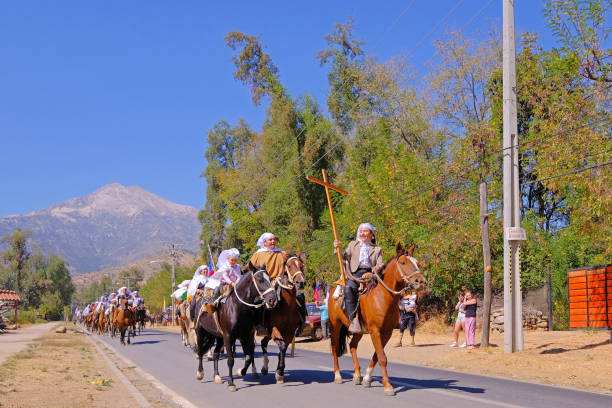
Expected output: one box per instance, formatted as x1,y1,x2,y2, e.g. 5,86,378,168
358,241,371,268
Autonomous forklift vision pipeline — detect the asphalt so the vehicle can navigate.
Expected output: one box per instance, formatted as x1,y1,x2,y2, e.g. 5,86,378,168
97,328,612,408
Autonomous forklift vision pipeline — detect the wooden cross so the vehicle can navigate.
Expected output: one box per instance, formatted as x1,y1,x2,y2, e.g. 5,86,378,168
306,169,349,285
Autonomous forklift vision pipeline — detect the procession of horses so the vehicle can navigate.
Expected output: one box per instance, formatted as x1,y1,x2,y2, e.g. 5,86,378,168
75,226,426,397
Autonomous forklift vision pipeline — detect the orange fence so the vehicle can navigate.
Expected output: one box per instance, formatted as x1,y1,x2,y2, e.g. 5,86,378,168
568,265,612,329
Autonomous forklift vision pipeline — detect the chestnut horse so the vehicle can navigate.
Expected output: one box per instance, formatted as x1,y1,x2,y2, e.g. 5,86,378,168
114,298,135,345
259,254,306,383
328,243,425,396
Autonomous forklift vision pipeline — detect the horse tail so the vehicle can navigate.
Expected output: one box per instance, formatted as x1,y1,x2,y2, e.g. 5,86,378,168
337,324,349,356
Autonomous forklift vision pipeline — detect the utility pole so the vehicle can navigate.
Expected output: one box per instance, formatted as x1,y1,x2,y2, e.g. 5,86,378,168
503,0,525,353
168,243,180,326
480,182,493,348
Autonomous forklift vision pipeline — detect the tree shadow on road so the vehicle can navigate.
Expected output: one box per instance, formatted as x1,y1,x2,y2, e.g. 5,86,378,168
130,340,166,345
387,375,485,395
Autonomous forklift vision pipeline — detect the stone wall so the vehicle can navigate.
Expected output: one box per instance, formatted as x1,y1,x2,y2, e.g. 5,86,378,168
489,308,549,334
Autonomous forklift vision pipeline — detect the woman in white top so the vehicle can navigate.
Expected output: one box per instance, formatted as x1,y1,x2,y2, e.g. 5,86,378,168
207,248,241,311
451,292,466,348
187,265,209,299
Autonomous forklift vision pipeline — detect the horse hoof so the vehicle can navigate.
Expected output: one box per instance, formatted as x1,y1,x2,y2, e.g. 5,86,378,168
275,373,284,383
363,377,371,388
334,372,342,384
214,375,223,384
261,367,268,375
234,369,242,377
353,374,362,385
384,388,395,396
228,385,237,392
196,370,204,380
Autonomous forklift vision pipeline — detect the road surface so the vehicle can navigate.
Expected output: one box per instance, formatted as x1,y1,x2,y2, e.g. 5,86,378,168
97,328,612,408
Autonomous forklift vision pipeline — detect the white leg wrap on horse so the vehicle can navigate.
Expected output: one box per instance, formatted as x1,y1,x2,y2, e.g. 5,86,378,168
334,371,342,384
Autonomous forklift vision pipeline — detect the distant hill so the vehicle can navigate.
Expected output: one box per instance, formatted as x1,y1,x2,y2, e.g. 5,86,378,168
0,183,202,274
71,250,198,288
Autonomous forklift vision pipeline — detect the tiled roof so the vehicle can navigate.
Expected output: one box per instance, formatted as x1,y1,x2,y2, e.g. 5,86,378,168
0,290,20,301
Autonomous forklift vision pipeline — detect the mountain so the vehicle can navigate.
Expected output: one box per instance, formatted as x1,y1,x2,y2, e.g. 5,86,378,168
0,183,201,274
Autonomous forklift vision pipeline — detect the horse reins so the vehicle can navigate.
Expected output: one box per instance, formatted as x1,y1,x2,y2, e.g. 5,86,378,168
375,255,422,296
276,256,305,290
233,270,275,308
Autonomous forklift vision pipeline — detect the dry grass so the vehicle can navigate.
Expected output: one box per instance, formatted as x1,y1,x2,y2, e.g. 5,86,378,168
0,323,137,408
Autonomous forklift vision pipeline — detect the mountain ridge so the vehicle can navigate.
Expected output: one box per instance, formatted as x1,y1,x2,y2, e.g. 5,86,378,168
0,183,201,274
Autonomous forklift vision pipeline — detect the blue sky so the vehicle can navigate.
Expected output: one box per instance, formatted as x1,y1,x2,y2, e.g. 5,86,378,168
0,1,555,217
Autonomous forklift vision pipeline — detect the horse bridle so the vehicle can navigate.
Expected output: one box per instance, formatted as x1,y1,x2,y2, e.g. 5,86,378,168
276,256,305,289
233,269,276,309
376,254,422,296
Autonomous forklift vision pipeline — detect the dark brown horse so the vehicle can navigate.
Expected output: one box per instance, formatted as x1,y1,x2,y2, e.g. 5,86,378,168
193,264,278,391
114,298,136,345
328,243,426,396
259,253,306,383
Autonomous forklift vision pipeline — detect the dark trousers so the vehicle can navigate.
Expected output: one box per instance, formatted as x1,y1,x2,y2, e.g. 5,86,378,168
344,267,370,320
400,311,416,336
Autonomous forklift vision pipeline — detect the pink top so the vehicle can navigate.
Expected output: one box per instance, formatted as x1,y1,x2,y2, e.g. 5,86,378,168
219,264,242,284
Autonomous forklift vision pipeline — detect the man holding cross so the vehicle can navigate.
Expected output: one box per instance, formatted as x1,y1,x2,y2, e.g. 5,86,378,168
333,223,384,333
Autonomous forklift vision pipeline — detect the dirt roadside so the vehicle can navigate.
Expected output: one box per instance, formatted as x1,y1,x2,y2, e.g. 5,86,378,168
155,322,612,394
0,323,183,408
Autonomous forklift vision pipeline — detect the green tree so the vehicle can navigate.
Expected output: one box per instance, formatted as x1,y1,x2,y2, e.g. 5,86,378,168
0,228,32,293
544,0,611,83
118,267,144,291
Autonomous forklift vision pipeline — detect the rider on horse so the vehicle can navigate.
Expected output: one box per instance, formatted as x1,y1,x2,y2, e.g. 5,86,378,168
205,248,242,312
333,222,384,333
131,291,143,308
251,232,307,321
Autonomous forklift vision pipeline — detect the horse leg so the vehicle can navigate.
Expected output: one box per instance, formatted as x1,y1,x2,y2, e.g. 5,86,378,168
370,329,394,396
239,336,256,378
274,337,287,384
260,336,270,375
224,336,237,392
213,338,224,384
330,319,344,384
196,329,205,381
349,333,363,385
120,328,125,346
363,352,378,388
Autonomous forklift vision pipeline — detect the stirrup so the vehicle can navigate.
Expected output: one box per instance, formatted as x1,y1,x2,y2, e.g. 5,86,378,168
348,316,362,334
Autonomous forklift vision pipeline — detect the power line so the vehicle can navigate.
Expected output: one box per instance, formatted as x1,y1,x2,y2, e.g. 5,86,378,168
409,0,466,55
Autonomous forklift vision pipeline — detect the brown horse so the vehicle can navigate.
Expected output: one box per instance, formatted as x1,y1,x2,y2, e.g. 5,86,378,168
97,309,106,335
259,253,306,383
328,242,426,396
114,298,136,345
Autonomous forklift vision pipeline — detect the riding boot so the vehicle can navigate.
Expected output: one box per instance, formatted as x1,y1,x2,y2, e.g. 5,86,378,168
344,285,362,334
206,285,222,313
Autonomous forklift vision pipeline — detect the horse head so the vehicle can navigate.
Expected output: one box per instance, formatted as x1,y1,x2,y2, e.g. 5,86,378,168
284,252,306,290
393,242,426,292
247,262,278,309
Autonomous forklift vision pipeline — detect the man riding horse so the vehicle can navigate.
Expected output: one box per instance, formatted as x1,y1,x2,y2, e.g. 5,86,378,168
333,222,383,333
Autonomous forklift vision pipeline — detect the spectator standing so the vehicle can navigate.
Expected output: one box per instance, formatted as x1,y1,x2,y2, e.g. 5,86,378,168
464,290,477,349
320,294,329,341
451,292,467,348
395,290,418,347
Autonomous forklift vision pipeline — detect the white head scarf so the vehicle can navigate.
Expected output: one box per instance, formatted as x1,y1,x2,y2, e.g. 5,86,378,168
355,223,376,242
217,248,240,269
256,232,283,253
191,265,208,280
188,265,209,296
256,233,275,248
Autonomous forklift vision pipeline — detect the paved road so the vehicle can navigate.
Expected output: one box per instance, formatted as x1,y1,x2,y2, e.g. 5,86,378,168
97,328,612,408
